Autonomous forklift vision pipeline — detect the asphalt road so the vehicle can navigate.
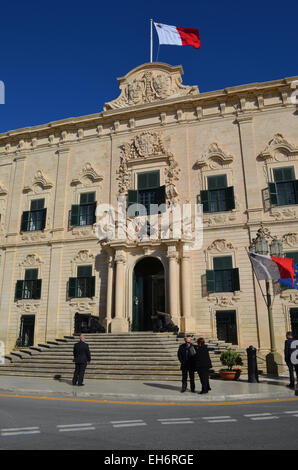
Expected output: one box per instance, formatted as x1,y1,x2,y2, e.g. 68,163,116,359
0,394,298,450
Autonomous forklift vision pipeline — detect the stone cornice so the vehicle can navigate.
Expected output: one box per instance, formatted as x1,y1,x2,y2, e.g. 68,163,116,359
0,73,297,148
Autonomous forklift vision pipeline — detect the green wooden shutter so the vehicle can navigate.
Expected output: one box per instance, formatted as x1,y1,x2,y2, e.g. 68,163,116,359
92,202,97,224
25,269,38,281
206,270,216,293
77,265,92,278
225,186,235,210
70,205,80,226
68,278,78,298
138,171,160,190
207,175,227,190
33,279,42,299
200,190,210,212
127,190,139,207
213,256,233,270
15,280,24,300
294,180,298,204
148,171,160,188
80,192,95,204
232,268,240,291
274,167,295,182
90,276,95,297
21,211,30,232
157,185,166,209
41,208,47,230
30,199,45,211
268,182,278,206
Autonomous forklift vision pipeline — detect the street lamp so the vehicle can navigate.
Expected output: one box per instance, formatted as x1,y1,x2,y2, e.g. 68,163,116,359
250,224,283,375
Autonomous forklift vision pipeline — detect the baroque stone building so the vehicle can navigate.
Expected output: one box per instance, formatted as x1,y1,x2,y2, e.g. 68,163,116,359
0,62,297,359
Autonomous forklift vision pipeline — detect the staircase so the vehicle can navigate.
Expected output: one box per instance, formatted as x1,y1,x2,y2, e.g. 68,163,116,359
0,333,250,381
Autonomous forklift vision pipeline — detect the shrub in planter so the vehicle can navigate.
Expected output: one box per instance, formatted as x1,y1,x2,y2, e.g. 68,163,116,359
219,349,243,380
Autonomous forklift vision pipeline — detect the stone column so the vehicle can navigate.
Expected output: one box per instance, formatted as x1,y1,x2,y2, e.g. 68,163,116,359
180,248,196,333
0,248,17,352
105,252,114,333
45,145,70,340
111,250,128,332
1,153,27,351
167,246,179,328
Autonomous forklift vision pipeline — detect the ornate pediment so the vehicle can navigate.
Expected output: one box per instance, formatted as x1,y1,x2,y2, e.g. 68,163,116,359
104,63,199,110
195,143,234,170
207,239,235,252
258,134,298,161
117,131,180,205
71,163,103,186
23,170,53,193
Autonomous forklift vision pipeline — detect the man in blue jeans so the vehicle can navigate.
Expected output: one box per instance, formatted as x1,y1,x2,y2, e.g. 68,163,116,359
284,331,298,389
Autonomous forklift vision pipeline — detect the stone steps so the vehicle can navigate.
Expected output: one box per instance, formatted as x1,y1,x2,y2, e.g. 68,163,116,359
0,332,250,380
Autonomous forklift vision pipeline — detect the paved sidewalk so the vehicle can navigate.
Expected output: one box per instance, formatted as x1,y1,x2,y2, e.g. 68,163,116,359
0,374,297,402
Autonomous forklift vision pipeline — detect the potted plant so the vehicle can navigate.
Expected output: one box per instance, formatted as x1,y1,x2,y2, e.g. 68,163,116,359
219,349,243,380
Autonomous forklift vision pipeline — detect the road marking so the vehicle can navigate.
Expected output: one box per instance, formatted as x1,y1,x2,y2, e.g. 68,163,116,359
158,418,192,421
1,393,298,407
202,416,231,420
111,419,147,428
112,423,147,428
250,416,279,421
284,411,298,414
58,427,96,432
207,419,237,423
1,426,40,437
244,413,272,417
57,423,93,428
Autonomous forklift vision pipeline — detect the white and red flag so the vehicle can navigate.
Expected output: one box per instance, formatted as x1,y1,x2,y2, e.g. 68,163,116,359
154,22,201,49
248,252,295,285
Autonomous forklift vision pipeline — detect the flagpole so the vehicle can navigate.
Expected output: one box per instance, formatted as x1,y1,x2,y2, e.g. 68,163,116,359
150,19,153,63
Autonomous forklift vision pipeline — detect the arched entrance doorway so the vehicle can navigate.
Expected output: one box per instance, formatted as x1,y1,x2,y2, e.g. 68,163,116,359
132,257,165,331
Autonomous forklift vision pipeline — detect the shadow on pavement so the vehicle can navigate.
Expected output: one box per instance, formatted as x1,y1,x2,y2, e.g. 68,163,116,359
143,383,182,392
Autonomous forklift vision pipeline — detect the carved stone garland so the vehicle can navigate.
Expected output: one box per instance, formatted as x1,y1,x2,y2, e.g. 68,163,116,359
117,131,180,205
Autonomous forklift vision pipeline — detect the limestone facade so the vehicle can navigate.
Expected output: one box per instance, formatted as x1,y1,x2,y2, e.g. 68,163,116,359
0,62,297,357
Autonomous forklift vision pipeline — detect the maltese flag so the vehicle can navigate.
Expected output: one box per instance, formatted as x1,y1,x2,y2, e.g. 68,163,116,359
154,22,201,49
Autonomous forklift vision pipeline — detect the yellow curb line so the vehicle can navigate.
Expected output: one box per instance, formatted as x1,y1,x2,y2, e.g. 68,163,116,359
0,393,297,407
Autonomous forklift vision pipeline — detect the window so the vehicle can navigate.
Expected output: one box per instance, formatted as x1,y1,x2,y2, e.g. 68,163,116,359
21,199,47,232
68,265,95,298
71,192,96,226
285,252,298,266
127,171,166,216
15,269,42,300
200,175,235,213
269,167,298,206
206,256,240,293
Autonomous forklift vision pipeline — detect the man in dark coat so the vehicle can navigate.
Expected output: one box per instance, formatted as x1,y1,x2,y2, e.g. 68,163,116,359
72,334,91,386
194,338,212,394
284,331,298,389
177,336,196,393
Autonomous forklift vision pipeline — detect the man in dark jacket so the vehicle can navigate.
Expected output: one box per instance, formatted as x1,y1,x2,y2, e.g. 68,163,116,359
177,336,196,393
284,331,298,389
194,338,212,394
72,334,91,386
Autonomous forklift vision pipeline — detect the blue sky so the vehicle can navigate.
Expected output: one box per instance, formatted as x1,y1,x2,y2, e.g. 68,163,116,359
0,0,297,133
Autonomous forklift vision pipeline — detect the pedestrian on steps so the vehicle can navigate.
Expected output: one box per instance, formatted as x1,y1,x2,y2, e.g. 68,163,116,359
194,338,212,394
72,334,91,386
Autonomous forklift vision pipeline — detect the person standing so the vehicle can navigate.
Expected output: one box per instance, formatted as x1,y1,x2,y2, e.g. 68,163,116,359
284,331,298,389
72,334,91,386
177,336,196,393
194,338,212,394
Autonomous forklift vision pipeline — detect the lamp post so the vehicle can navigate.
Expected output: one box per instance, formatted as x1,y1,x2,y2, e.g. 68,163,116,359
249,224,283,375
